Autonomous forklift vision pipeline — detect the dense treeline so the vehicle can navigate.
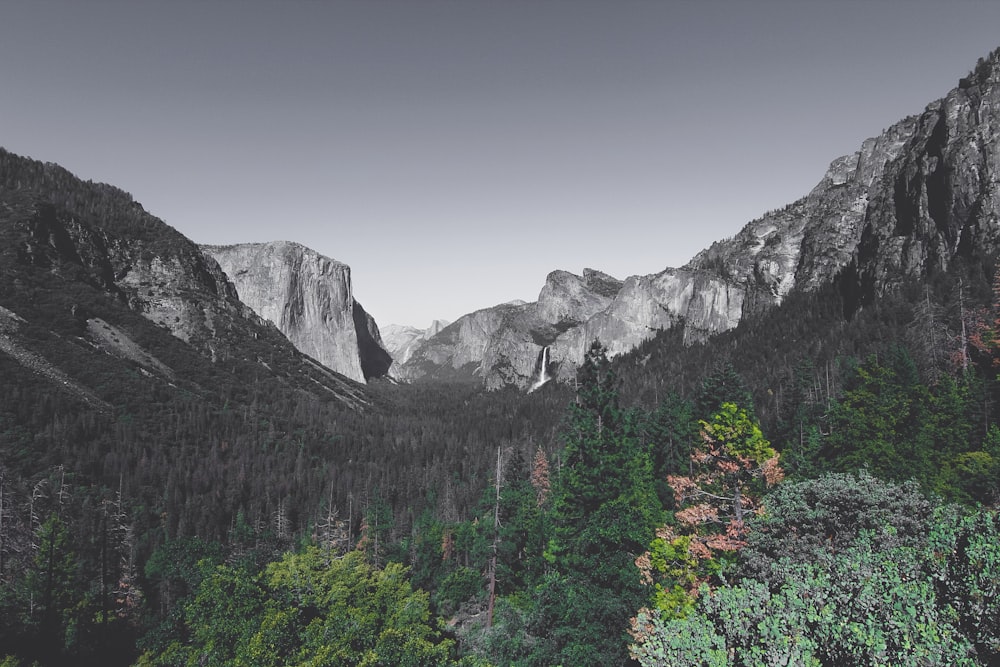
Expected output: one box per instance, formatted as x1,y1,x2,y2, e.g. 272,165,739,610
5,284,1000,664
4,144,1000,663
126,340,1000,666
5,269,1000,666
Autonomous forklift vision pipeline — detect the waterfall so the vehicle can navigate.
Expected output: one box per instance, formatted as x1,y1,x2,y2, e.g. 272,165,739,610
529,346,551,392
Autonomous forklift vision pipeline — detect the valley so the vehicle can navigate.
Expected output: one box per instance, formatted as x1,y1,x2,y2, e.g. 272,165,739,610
1,42,1000,667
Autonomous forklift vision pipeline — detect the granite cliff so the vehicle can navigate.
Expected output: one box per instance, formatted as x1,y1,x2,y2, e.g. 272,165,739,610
380,319,450,369
202,242,392,383
0,148,369,409
400,47,1000,389
396,269,622,388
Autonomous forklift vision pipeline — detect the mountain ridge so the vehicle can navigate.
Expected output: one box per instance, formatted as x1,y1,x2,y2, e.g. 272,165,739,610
0,147,371,411
396,46,1000,389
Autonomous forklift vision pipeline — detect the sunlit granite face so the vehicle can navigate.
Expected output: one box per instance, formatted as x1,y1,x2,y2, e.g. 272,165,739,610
203,241,391,383
397,55,1000,389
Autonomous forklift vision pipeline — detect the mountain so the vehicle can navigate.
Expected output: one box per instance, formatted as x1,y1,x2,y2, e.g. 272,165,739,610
4,46,1000,667
396,269,622,388
202,241,392,383
0,150,360,403
0,147,384,545
380,319,449,368
400,48,1000,389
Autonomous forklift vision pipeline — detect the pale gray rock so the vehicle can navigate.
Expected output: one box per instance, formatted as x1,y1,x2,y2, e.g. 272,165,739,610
0,148,371,409
202,241,391,383
398,302,530,384
535,269,621,325
402,48,1000,389
10,183,280,371
398,269,623,387
381,319,450,367
116,245,251,360
24,212,263,367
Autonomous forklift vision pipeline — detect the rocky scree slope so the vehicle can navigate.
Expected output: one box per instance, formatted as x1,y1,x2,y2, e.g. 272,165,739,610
399,48,1000,389
202,241,392,383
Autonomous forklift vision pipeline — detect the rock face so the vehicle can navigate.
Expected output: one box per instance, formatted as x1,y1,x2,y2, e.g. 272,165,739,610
202,242,392,383
401,47,1000,389
0,148,370,408
397,270,623,388
380,319,450,368
2,172,258,366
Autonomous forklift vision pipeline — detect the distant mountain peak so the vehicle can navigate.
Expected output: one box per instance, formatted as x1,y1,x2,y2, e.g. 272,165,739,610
396,44,1000,389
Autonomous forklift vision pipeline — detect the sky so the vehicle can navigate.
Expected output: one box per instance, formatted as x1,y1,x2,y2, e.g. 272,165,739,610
3,1,1000,328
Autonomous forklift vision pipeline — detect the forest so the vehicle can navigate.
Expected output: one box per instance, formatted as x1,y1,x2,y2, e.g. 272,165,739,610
4,295,1000,665
2,147,1000,665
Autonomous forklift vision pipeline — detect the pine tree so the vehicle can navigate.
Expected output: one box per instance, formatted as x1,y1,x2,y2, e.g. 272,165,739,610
28,515,81,659
535,340,663,666
696,361,754,420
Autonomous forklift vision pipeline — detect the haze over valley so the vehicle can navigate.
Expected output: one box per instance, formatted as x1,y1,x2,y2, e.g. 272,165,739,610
5,4,1000,666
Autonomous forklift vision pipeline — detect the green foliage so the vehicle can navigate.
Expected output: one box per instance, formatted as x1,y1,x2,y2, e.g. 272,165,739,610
632,475,1000,666
636,402,782,630
532,341,663,666
645,533,701,618
138,547,472,666
532,569,650,667
630,608,728,667
806,352,993,502
740,470,934,584
405,507,448,593
435,566,483,613
551,343,661,567
143,536,225,608
639,394,698,505
667,402,783,563
701,402,775,466
696,361,754,421
644,539,976,666
495,462,550,595
359,488,394,568
927,506,1000,662
457,594,536,666
25,515,84,657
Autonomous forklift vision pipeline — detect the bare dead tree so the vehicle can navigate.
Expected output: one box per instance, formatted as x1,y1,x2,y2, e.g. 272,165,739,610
487,446,502,628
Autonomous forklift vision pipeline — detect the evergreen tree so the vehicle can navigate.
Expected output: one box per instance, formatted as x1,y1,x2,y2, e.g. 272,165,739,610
640,393,698,506
358,487,394,568
534,341,662,666
27,514,82,662
696,360,754,420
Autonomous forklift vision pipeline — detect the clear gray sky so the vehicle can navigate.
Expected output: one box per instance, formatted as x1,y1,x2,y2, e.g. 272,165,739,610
3,1,1000,327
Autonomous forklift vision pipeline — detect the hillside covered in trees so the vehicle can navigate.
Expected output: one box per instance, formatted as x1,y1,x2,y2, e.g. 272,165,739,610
5,48,1000,665
4,291,1000,665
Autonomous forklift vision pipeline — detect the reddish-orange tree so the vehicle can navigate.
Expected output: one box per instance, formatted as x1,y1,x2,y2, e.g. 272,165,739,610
669,402,783,555
635,402,783,618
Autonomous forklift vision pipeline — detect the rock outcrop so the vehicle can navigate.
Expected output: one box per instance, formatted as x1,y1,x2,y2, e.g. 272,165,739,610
0,148,370,408
396,270,623,388
202,242,392,383
3,176,259,365
380,319,450,368
400,47,1000,389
